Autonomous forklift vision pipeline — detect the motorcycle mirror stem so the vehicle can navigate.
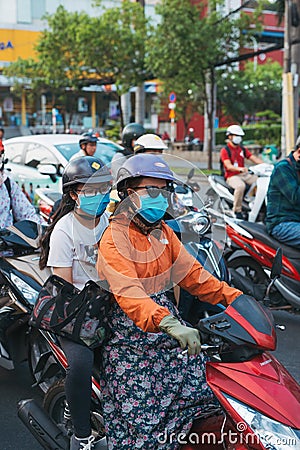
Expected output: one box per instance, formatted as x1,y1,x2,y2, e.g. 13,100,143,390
187,168,195,180
264,248,283,306
271,248,282,279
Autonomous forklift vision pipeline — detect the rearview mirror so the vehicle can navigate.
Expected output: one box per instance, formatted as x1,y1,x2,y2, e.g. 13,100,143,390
38,164,57,176
271,248,282,279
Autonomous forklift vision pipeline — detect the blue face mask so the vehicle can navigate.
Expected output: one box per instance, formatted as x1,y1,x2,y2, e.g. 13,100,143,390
137,193,169,223
78,192,110,217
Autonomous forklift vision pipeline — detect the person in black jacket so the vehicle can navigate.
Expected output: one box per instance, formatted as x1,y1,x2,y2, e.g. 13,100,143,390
265,137,300,248
110,122,145,179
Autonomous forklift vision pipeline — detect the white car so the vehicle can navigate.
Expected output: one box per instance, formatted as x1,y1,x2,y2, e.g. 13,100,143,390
4,134,122,192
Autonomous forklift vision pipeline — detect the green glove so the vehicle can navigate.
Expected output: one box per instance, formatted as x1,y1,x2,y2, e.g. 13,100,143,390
159,315,201,355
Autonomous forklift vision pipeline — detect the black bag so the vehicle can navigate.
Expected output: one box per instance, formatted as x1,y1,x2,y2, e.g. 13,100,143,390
30,275,112,349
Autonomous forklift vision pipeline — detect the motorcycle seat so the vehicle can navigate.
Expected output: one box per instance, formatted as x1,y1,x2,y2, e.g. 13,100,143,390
210,174,252,198
238,221,300,259
211,174,234,194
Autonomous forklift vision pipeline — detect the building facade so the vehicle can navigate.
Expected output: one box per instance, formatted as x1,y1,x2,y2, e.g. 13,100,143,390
0,0,159,132
0,1,286,139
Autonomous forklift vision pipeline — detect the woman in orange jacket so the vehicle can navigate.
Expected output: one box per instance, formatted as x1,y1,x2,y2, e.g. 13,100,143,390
97,154,244,449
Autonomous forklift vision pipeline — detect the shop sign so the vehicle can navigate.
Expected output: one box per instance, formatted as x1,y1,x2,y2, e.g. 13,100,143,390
0,41,14,51
3,97,14,112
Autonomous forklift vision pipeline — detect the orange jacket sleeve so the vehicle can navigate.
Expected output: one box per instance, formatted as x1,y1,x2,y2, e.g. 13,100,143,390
168,227,242,305
97,227,171,333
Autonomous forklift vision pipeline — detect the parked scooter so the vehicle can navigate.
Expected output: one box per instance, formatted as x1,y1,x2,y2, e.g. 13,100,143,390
0,220,62,392
207,163,274,222
223,215,300,311
18,263,300,449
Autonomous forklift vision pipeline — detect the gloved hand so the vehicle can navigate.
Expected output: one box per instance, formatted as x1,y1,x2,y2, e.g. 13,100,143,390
159,315,201,355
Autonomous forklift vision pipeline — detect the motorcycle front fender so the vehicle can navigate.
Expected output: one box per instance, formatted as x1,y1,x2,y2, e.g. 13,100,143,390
248,176,269,222
206,352,300,429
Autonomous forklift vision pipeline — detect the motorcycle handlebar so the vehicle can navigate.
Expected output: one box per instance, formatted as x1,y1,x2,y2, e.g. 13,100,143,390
177,343,221,359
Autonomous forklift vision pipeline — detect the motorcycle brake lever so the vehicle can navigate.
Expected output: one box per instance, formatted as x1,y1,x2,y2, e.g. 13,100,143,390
177,344,220,359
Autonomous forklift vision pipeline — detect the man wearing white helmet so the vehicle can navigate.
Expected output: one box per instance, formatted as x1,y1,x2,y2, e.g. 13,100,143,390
220,124,263,219
133,133,168,154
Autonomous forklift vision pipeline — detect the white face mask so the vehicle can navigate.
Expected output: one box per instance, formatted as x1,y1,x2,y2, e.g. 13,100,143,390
232,135,242,145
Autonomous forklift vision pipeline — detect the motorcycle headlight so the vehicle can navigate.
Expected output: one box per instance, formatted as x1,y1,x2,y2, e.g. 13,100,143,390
185,213,210,235
10,273,39,303
224,393,300,450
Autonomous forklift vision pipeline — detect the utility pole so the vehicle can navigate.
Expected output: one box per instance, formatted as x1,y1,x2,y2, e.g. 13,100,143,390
291,0,300,141
282,0,300,155
135,0,145,125
282,0,293,155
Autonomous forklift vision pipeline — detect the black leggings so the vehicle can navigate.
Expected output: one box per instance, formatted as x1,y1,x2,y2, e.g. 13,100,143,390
60,338,94,438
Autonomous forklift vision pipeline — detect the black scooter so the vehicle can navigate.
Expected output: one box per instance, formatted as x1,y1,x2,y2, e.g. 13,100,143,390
0,220,61,392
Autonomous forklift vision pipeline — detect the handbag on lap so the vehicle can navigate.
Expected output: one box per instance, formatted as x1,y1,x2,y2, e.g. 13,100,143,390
30,274,111,349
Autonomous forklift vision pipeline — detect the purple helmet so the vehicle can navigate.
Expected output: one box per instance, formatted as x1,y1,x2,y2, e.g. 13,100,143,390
116,154,176,195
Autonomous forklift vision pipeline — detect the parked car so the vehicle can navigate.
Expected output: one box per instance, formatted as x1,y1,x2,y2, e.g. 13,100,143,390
4,134,123,192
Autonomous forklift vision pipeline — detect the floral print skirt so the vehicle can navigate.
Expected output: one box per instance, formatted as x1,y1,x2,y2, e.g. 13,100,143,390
100,293,218,449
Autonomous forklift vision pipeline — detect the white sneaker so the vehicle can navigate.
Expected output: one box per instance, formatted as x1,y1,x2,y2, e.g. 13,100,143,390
70,434,95,450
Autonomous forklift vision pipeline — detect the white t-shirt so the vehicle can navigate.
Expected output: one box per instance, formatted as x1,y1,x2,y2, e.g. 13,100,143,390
70,149,86,161
47,211,109,290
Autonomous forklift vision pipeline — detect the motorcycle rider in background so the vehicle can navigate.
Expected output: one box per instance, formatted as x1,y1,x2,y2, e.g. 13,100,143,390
133,133,168,155
110,122,145,180
70,132,99,161
220,125,263,219
0,145,43,229
265,136,300,248
49,132,100,222
96,153,244,449
39,156,112,450
133,133,187,217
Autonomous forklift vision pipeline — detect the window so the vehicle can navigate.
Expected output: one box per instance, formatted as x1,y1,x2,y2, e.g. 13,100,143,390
24,143,59,168
31,0,46,20
4,142,25,164
17,0,31,23
94,142,121,165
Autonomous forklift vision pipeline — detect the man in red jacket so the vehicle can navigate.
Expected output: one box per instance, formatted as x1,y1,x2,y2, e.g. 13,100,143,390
220,124,262,219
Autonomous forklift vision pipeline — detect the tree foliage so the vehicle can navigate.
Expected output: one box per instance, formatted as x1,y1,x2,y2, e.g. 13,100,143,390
217,59,282,123
85,0,148,94
4,6,88,92
4,1,148,128
146,0,263,138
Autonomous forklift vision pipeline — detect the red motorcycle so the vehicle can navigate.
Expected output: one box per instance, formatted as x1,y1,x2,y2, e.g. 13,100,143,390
18,283,300,449
223,216,300,311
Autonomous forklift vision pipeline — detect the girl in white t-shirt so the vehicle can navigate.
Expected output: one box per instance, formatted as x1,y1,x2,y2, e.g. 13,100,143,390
39,156,112,450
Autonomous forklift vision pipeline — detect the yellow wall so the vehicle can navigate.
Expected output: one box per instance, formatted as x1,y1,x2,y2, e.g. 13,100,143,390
0,29,40,63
